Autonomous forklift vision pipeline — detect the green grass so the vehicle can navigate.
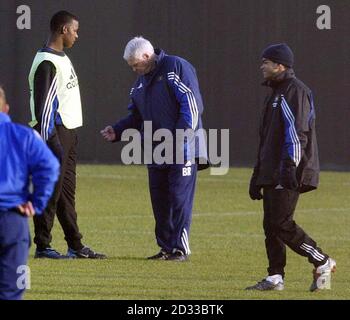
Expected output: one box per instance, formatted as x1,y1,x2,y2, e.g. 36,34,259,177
24,165,350,300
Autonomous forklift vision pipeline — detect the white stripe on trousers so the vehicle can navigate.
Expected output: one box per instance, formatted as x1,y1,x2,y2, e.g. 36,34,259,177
181,229,190,255
300,243,325,261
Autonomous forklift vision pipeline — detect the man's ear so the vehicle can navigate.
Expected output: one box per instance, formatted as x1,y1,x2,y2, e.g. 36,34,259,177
277,64,286,72
142,53,150,60
62,25,68,34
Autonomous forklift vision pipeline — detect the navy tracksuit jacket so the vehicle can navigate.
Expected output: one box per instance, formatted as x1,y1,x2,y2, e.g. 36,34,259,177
0,113,59,300
113,49,208,254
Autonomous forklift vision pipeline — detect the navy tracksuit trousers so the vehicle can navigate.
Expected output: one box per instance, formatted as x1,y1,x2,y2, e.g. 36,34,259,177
0,210,30,300
148,164,197,255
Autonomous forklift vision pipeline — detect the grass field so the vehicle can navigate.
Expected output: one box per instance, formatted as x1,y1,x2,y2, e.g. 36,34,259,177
24,165,350,300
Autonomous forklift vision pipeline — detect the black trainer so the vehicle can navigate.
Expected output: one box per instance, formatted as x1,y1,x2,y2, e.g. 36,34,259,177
166,250,188,262
147,250,169,260
67,246,107,259
34,248,69,259
245,279,284,291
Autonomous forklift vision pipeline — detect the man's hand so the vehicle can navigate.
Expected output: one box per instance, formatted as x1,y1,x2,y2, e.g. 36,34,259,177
17,201,35,218
249,179,263,200
100,126,116,142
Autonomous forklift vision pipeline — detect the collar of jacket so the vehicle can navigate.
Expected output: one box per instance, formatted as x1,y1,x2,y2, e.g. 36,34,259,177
143,49,166,84
0,112,11,125
152,48,166,72
262,68,295,88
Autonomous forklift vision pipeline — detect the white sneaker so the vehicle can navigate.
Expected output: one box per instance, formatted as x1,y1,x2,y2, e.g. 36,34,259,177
310,258,336,292
245,279,284,291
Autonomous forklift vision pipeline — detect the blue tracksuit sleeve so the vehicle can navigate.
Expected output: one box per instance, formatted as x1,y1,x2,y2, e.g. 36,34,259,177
166,62,201,131
280,88,310,167
112,100,143,142
27,130,60,214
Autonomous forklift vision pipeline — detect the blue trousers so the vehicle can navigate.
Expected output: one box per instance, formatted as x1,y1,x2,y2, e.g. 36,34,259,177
0,210,30,300
148,164,197,255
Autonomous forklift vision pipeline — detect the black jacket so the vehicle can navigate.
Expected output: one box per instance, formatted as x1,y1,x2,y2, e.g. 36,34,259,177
251,69,320,193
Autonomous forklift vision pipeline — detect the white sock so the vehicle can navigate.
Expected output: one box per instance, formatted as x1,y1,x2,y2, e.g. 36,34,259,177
266,274,283,284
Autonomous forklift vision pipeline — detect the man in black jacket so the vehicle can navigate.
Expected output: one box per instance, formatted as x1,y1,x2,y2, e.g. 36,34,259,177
246,43,335,292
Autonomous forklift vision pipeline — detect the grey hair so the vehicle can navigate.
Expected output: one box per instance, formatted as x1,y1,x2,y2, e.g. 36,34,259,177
123,36,154,61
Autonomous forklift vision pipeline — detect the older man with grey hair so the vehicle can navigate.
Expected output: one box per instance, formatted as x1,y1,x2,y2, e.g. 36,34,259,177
123,36,154,62
102,36,209,261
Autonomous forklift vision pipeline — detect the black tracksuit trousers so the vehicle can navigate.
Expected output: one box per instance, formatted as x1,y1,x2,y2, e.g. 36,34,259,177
33,126,83,251
263,186,328,278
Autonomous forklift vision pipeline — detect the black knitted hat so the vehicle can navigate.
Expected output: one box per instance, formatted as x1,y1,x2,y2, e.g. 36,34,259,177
261,43,294,68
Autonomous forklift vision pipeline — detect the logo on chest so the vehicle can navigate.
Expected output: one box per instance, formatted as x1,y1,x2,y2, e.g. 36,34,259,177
272,95,280,108
66,67,79,89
